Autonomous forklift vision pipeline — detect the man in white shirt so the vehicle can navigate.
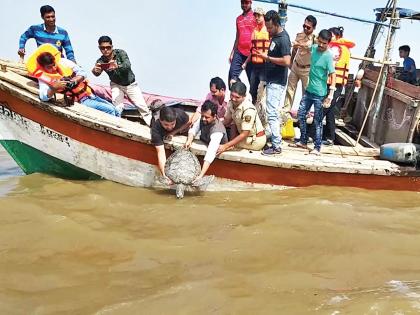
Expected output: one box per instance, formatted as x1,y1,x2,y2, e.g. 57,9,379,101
185,100,228,182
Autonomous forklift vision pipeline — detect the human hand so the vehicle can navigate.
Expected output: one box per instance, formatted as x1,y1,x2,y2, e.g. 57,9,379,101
51,80,68,92
17,48,25,58
92,63,102,75
184,139,193,149
322,97,332,108
217,144,227,155
108,60,118,70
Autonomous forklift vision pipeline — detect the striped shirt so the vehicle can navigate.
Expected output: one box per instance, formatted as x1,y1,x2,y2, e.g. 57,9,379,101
19,24,75,62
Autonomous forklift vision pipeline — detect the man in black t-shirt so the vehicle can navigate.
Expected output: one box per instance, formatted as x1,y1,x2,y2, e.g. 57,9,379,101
254,10,291,156
151,106,190,178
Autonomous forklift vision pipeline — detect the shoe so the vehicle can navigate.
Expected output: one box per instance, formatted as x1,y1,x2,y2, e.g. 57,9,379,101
322,139,334,146
262,147,282,156
309,149,321,156
308,137,314,144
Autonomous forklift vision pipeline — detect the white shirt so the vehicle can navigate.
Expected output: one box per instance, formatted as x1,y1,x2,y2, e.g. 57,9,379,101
189,119,224,163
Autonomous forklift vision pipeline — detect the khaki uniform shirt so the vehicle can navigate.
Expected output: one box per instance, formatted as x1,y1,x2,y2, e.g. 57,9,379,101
225,99,264,141
293,32,316,66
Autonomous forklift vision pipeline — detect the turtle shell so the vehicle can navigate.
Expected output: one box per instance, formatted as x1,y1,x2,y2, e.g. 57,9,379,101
165,148,201,184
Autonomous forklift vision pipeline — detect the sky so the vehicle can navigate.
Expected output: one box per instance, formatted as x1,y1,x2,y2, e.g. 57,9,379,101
1,0,419,104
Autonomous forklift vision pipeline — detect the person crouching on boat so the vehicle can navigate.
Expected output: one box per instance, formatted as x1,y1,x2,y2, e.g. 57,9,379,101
217,82,266,155
293,30,336,156
185,100,228,182
152,106,190,180
28,44,119,116
92,36,153,126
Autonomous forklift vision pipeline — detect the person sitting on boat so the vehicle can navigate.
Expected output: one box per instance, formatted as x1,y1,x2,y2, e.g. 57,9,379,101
185,100,228,182
398,45,418,85
292,29,336,156
217,82,266,155
152,106,190,179
322,26,355,146
92,36,152,126
27,44,119,116
18,5,75,62
189,77,228,125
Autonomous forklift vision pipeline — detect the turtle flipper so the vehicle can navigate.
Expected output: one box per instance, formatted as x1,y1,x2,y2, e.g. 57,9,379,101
175,184,186,199
192,175,215,189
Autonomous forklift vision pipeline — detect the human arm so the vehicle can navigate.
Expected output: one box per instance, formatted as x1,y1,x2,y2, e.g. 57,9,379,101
217,130,250,155
253,50,291,67
323,73,337,107
114,49,131,71
62,31,75,62
184,119,200,148
155,145,167,176
196,132,223,181
229,26,239,63
18,26,36,58
242,54,251,70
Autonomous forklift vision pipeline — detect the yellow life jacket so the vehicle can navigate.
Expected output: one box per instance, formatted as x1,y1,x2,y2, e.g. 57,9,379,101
328,38,355,85
26,43,92,103
251,25,270,64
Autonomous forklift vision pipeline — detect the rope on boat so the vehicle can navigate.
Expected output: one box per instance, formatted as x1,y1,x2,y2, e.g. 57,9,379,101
253,0,400,28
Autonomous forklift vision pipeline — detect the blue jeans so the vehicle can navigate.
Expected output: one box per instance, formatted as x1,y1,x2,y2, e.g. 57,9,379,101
228,49,252,85
81,95,120,116
298,91,324,151
266,82,285,149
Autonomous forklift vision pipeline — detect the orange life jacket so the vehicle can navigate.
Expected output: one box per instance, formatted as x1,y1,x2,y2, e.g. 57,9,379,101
27,44,92,103
251,25,270,64
328,38,355,85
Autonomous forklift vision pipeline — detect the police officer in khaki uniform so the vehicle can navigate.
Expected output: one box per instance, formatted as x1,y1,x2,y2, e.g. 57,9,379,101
217,82,266,155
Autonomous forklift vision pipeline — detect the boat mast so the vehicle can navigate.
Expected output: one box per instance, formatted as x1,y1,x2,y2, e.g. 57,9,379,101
369,0,400,142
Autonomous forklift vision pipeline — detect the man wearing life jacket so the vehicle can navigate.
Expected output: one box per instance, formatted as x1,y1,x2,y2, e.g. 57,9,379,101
18,5,75,62
322,26,355,146
242,7,270,105
283,15,317,117
92,36,152,126
185,101,228,182
27,44,119,116
228,0,257,88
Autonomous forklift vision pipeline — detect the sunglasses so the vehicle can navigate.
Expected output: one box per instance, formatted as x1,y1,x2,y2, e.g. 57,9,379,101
303,24,312,30
99,45,112,51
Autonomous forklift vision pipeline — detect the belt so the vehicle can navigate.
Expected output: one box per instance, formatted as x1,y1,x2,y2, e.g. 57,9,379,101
256,130,265,137
295,62,310,69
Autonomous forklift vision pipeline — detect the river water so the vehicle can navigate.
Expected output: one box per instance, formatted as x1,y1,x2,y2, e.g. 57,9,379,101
1,147,420,314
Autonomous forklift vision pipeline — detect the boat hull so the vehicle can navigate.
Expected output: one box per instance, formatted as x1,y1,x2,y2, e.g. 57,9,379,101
1,88,420,192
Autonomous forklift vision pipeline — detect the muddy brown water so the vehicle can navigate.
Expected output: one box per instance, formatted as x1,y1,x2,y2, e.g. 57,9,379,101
1,148,420,314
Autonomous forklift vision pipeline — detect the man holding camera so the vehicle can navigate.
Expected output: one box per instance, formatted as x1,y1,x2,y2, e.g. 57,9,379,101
92,36,152,126
28,44,119,116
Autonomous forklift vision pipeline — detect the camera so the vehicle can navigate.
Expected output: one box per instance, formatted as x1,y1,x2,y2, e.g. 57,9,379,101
61,77,77,90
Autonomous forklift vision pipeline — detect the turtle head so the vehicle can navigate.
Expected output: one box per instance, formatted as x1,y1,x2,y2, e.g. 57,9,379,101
175,184,186,199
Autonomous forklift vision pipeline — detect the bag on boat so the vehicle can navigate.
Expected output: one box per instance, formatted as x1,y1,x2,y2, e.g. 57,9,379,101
281,118,295,139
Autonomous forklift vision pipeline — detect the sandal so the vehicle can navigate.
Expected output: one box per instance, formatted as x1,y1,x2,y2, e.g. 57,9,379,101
289,142,308,149
309,149,321,156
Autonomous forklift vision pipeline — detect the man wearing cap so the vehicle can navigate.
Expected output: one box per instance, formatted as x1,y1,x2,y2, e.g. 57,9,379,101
283,15,317,117
228,0,257,88
217,82,266,155
242,7,270,105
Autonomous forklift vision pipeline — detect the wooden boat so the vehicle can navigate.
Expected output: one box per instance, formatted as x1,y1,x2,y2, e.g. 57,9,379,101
1,62,419,192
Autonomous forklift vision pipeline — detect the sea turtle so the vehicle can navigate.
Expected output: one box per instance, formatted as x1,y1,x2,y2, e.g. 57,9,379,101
162,148,214,199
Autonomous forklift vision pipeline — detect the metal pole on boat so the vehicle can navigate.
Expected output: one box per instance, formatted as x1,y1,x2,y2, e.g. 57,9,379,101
369,0,400,143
